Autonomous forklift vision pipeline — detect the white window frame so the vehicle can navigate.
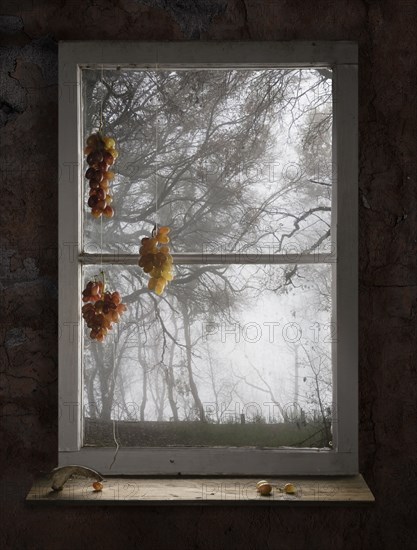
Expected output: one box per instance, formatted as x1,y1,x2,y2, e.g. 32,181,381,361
58,41,358,475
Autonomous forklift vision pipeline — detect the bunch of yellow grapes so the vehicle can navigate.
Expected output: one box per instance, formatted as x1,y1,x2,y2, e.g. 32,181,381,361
138,226,174,295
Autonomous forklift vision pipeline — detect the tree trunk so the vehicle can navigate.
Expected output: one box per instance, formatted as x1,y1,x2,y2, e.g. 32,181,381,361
181,302,205,422
294,344,299,406
164,322,179,421
139,346,147,422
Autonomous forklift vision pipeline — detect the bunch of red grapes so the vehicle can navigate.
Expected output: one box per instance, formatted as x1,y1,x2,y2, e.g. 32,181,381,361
82,279,127,342
84,132,119,219
138,226,174,295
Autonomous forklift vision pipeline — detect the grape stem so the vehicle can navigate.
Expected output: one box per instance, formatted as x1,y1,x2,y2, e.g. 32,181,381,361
98,269,106,293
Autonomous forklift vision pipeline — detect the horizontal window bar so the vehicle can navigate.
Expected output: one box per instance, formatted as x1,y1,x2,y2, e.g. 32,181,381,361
62,40,358,67
79,253,336,265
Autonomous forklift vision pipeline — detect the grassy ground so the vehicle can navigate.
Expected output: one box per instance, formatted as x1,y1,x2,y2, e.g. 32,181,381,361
84,418,328,448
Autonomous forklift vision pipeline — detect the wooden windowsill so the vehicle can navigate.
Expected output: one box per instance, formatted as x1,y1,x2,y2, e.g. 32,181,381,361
26,475,374,506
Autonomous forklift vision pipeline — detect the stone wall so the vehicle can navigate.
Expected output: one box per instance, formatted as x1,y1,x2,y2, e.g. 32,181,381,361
1,1,416,548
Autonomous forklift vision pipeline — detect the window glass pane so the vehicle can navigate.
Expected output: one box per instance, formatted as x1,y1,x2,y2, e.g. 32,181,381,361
82,263,333,448
82,68,332,256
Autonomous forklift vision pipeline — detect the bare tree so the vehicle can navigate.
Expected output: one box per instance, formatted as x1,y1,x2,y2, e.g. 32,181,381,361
82,68,334,446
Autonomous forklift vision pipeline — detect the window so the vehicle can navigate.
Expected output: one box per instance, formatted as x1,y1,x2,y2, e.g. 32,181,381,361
59,42,358,475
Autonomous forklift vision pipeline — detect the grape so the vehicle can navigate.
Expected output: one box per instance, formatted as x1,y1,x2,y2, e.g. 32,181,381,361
87,151,103,165
81,276,127,342
99,180,110,191
162,270,173,281
155,278,166,295
157,234,170,244
82,280,104,303
88,195,98,208
90,171,103,184
148,278,157,291
84,132,118,218
86,134,98,147
90,283,100,296
138,226,174,295
96,188,106,201
85,167,96,180
103,151,114,165
103,136,115,149
150,267,162,278
116,303,127,315
103,205,114,218
94,300,104,313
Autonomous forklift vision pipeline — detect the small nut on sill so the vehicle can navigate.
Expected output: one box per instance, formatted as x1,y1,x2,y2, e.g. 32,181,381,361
256,480,269,492
257,482,272,496
283,483,296,495
92,481,103,492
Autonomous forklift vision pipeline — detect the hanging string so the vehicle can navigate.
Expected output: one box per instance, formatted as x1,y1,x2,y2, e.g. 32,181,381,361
100,214,103,272
155,113,158,230
100,65,104,279
154,50,159,234
109,330,120,470
152,54,159,327
99,64,104,134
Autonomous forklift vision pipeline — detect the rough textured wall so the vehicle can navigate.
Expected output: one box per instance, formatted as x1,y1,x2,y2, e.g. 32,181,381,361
0,1,416,549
